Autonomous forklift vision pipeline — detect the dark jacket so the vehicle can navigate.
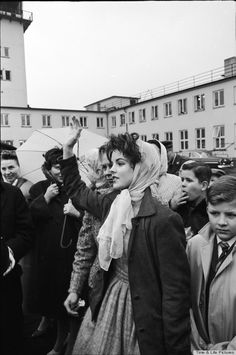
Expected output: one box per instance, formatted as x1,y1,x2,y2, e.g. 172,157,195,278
60,156,191,355
0,181,33,355
29,180,83,316
176,199,209,237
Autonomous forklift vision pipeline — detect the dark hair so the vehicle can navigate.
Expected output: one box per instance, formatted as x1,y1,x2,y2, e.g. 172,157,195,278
1,151,19,166
207,175,236,205
106,132,141,167
181,161,211,183
42,147,63,170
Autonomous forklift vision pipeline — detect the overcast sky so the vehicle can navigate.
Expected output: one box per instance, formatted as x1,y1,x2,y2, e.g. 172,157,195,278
23,1,236,110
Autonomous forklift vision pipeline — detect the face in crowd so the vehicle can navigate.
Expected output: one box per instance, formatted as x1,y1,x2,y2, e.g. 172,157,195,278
1,159,21,184
110,150,134,190
49,163,63,184
99,152,113,185
207,199,236,242
180,169,207,204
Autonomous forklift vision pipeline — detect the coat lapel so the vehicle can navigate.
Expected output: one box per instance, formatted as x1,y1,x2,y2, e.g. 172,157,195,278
215,245,236,278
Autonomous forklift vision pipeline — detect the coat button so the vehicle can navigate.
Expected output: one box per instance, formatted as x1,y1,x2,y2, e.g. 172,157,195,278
134,295,140,300
139,328,145,333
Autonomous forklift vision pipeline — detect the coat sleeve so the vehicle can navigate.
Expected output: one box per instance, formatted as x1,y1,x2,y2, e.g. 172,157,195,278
60,155,117,219
6,187,34,262
157,212,191,355
29,182,53,223
69,211,97,295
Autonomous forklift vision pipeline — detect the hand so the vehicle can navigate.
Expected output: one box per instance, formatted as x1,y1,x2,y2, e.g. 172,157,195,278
63,117,82,159
170,192,189,210
64,292,85,317
63,199,81,218
44,183,59,203
3,247,15,276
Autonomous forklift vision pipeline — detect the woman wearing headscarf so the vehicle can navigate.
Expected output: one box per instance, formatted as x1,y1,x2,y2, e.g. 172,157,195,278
63,147,113,355
59,119,191,355
148,139,183,208
28,147,83,355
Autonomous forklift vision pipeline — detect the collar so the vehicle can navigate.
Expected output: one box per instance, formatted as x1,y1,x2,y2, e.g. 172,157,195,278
216,235,236,248
135,187,157,218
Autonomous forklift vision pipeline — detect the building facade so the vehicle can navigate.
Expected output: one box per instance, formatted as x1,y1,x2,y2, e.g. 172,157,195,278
1,2,236,158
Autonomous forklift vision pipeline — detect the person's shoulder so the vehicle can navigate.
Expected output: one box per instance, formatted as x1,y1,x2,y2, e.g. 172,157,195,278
1,180,19,193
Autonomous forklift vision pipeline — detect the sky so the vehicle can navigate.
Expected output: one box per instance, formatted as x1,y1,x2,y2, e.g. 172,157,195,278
23,1,236,110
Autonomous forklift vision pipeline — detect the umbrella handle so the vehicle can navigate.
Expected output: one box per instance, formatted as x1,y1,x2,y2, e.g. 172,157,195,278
60,215,72,249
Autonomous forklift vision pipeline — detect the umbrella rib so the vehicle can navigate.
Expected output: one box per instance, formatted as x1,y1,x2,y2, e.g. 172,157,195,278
35,130,63,146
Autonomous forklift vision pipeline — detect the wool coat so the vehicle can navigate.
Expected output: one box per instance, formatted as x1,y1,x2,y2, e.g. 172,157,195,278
0,181,33,355
60,156,191,355
186,223,236,350
29,180,83,316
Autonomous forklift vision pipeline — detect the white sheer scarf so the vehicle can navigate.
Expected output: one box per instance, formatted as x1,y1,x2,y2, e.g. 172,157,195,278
97,139,161,271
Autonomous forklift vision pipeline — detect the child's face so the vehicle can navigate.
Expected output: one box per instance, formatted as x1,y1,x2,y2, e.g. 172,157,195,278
180,169,206,203
207,200,236,241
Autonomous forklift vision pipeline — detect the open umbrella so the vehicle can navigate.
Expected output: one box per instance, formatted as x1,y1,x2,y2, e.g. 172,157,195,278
16,127,108,185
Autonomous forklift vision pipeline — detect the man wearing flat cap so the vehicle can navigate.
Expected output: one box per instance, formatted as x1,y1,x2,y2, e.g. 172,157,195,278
161,140,188,175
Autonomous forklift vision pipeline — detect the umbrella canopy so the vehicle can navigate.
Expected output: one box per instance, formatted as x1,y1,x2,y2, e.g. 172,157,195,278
16,127,108,185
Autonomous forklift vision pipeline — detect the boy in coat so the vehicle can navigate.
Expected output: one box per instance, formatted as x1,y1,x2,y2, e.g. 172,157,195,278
186,175,236,351
173,161,211,239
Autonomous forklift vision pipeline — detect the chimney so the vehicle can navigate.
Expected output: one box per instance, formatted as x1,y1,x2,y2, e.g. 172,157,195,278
224,57,236,77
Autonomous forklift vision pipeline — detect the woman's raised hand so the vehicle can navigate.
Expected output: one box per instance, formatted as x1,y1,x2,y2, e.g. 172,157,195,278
63,116,82,158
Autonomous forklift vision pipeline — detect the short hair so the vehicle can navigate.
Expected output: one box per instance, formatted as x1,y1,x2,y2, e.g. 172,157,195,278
1,150,19,166
180,161,211,183
106,132,141,167
42,147,63,170
207,175,236,205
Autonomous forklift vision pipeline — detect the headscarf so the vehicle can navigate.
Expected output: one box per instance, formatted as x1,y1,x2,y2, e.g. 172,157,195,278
97,139,160,270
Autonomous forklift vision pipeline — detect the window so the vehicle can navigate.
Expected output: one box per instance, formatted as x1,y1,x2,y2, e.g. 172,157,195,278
42,115,51,127
120,114,125,126
97,117,104,128
213,89,224,108
194,94,205,111
152,133,159,140
79,116,87,127
21,114,31,127
0,47,9,57
141,135,147,141
234,86,236,104
62,115,70,127
178,98,187,115
151,105,158,120
19,139,26,146
213,125,225,149
165,132,173,142
195,128,205,149
139,109,146,122
0,113,9,126
128,111,135,124
179,130,188,150
0,69,11,81
111,116,116,127
164,102,172,117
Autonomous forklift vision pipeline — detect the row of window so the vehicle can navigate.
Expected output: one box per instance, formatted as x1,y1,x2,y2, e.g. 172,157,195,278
0,114,105,129
140,125,225,150
111,88,233,127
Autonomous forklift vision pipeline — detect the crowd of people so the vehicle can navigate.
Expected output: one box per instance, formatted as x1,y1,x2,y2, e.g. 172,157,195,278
0,119,236,355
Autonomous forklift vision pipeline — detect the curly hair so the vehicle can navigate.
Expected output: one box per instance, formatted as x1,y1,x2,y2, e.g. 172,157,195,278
106,132,141,167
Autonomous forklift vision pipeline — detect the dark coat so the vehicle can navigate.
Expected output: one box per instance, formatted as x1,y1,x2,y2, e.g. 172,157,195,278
176,199,209,237
29,180,83,316
60,156,191,355
0,181,33,355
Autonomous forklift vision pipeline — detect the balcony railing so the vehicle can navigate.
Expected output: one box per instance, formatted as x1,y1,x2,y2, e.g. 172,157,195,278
0,9,33,30
136,63,236,103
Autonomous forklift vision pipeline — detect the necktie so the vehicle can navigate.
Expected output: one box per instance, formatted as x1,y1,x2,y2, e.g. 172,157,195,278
215,241,230,272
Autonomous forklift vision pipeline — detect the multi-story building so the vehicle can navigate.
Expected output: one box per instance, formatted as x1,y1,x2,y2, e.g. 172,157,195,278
1,2,236,157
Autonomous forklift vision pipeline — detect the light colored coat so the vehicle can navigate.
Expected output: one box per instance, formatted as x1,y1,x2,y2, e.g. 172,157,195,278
186,223,236,350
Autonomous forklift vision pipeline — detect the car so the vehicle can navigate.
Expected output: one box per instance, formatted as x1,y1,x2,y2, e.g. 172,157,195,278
178,150,234,169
